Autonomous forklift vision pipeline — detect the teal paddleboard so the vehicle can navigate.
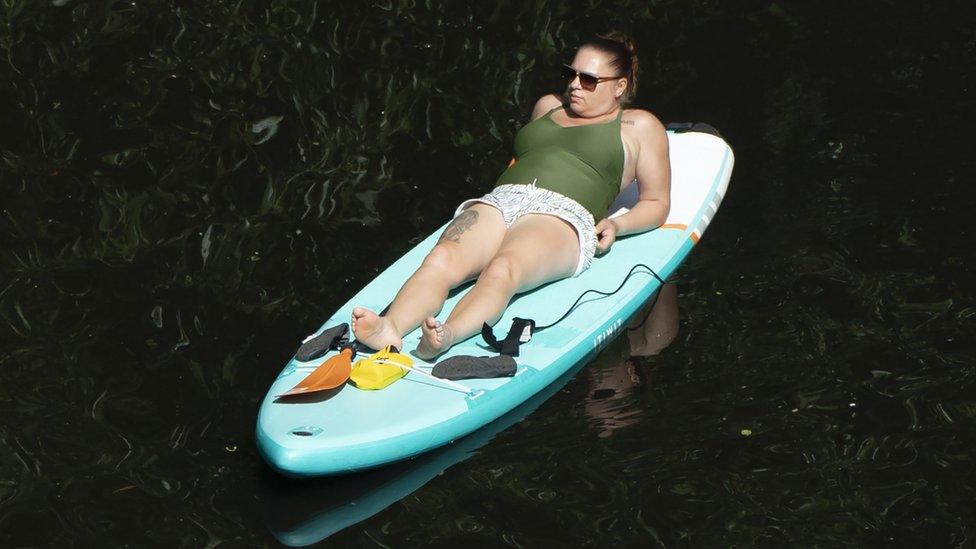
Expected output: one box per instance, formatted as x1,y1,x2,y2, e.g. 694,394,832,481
256,128,733,477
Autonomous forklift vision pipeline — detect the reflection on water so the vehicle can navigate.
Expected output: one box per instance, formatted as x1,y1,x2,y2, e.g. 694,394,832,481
586,283,679,438
626,282,680,359
2,0,974,546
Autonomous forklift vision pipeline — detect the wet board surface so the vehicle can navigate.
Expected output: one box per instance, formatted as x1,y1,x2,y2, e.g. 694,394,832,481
256,130,734,477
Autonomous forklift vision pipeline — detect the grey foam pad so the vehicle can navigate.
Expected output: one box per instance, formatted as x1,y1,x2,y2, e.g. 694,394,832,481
431,355,517,380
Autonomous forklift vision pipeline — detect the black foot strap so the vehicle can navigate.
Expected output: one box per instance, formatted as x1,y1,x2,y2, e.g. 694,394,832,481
295,323,350,362
431,355,517,380
481,318,535,357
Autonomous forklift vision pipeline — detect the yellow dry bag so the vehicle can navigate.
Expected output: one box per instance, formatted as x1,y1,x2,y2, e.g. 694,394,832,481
349,346,413,390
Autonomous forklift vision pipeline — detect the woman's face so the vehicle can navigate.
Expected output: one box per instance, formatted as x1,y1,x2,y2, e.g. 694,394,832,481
566,46,627,116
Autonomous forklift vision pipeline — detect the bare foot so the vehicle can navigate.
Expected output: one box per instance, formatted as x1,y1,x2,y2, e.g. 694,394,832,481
415,316,454,360
351,307,402,351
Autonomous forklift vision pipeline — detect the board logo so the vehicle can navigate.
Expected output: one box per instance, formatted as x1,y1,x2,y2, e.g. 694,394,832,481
593,318,623,350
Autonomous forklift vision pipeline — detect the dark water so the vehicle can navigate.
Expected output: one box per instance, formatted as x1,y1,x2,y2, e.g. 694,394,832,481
2,0,975,545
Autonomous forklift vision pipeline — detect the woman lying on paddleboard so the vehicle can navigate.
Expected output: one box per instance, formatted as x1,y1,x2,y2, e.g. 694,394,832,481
352,32,672,359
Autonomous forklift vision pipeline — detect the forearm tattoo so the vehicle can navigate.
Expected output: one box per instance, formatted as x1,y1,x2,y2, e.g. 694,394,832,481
441,209,479,242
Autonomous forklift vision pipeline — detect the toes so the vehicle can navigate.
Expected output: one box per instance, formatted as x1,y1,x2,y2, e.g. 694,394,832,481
416,319,451,359
351,308,381,339
352,308,376,324
421,318,443,343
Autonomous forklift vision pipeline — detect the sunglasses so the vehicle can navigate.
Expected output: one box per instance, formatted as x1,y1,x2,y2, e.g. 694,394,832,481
561,64,621,91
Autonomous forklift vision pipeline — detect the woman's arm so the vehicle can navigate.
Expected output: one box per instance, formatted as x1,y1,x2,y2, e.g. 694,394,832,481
596,111,671,252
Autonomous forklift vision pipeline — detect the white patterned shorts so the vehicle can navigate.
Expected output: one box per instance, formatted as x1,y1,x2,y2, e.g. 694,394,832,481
454,183,598,277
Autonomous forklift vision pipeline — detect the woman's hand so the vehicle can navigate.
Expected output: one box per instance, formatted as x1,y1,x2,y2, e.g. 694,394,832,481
595,218,620,254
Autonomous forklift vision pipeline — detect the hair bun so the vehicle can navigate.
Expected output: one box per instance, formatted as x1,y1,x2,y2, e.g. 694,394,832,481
599,31,636,54
589,31,639,101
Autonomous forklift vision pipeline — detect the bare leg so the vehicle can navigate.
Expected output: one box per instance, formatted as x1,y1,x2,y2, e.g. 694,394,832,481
416,214,581,359
352,204,506,350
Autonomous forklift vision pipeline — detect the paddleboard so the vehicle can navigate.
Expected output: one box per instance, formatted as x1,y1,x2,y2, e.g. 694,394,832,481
256,126,733,477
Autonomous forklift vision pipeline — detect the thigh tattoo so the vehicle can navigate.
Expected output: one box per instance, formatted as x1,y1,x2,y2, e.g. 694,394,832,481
441,210,479,242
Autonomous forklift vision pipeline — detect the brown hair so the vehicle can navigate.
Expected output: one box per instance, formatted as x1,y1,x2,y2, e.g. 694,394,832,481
581,31,639,102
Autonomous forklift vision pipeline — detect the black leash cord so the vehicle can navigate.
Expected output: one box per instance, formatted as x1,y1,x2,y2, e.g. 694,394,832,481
535,263,666,331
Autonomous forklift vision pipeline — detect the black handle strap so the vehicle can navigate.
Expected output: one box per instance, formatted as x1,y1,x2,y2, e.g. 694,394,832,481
481,317,535,357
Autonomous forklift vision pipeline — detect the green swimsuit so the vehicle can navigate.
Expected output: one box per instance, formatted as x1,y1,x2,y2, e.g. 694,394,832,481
494,106,625,221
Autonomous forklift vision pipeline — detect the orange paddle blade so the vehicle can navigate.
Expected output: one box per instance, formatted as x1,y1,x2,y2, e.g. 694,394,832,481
278,348,353,397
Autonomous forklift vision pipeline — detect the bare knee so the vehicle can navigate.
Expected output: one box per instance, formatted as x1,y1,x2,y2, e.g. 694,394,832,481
479,255,521,289
420,245,467,285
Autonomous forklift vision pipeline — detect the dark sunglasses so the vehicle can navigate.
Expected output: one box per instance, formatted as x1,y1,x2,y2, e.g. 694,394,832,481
561,64,621,91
